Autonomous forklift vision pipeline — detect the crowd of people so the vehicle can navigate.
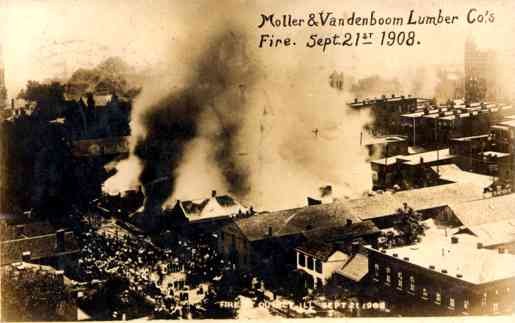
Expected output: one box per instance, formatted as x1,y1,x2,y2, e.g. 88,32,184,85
76,222,232,319
77,227,188,318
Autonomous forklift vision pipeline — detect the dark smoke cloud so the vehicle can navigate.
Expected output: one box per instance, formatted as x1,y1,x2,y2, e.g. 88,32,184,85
133,29,259,215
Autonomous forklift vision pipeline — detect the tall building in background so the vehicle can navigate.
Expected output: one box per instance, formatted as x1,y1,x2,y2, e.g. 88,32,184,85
464,38,498,103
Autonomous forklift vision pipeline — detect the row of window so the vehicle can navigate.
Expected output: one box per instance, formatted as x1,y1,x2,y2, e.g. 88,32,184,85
298,253,322,273
374,263,465,310
374,262,511,313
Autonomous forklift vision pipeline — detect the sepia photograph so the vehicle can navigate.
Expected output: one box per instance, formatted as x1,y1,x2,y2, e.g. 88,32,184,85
0,0,514,320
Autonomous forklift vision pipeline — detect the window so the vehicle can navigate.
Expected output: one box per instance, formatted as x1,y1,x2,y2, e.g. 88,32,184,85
493,303,499,313
409,276,415,292
315,259,322,273
464,300,470,311
449,297,455,310
397,272,403,289
307,256,314,270
374,264,380,279
481,292,487,307
385,267,391,285
298,253,306,267
435,292,442,305
421,288,428,300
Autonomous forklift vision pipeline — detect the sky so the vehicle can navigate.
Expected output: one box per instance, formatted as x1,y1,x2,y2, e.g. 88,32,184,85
0,0,513,99
1,0,514,210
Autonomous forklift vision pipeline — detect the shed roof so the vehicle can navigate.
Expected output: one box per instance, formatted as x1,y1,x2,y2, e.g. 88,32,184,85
336,253,369,282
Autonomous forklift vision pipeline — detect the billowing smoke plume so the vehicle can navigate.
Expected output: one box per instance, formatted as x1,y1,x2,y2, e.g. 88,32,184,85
128,30,260,215
105,7,374,213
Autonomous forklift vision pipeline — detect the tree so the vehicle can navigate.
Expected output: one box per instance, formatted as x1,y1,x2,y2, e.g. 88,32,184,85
18,80,65,105
393,203,426,245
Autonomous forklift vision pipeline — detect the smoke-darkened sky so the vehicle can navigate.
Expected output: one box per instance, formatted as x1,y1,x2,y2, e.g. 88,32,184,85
4,0,515,211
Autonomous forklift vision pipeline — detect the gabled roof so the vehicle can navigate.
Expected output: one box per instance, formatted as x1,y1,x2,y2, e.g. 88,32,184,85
232,203,360,242
175,194,247,222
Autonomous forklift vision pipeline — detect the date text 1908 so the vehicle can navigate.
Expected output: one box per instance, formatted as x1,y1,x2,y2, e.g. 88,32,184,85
305,31,419,52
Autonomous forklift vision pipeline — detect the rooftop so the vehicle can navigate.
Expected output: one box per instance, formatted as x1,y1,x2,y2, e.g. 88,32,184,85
367,235,515,284
498,120,515,128
174,194,248,222
302,220,380,242
345,182,484,220
336,253,369,282
466,219,515,247
448,193,515,228
371,149,453,166
232,203,360,241
430,164,493,187
450,134,490,142
364,136,407,145
349,95,418,108
296,240,336,262
0,231,80,265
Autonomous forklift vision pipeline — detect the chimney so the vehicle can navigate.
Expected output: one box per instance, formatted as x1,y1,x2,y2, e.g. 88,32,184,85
477,242,483,249
346,219,353,226
498,248,505,254
268,226,272,236
211,190,217,197
451,237,458,244
22,251,31,262
391,94,395,98
354,98,358,104
56,229,65,252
